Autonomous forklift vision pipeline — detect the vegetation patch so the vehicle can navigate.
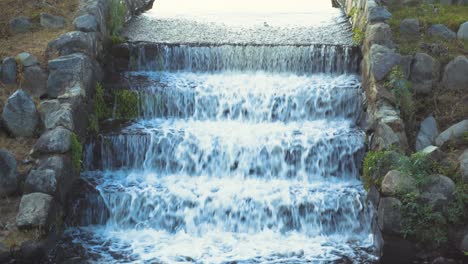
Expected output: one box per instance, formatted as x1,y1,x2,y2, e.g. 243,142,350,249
70,132,83,171
388,3,468,61
113,89,140,120
363,148,468,248
108,0,127,44
384,67,415,125
352,28,365,46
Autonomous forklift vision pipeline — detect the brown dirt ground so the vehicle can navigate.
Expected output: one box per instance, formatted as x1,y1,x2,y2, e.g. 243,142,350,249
0,0,78,248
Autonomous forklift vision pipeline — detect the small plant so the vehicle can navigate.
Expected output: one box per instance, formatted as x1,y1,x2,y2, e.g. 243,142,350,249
400,192,448,248
113,89,140,120
94,82,110,119
109,0,127,41
352,28,365,46
385,66,414,124
70,133,83,171
88,114,99,135
362,150,403,190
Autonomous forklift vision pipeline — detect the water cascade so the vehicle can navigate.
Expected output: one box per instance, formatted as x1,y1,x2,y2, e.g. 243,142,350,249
57,1,377,263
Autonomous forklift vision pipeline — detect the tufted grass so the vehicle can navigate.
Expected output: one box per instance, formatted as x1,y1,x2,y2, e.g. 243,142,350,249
388,3,468,60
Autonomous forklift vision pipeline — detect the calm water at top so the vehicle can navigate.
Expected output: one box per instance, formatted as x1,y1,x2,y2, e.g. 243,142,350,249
123,0,353,45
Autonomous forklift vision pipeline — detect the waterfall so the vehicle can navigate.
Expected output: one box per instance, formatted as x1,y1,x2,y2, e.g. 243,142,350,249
57,1,378,263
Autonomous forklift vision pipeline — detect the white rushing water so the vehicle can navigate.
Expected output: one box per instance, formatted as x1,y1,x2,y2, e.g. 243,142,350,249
57,1,378,263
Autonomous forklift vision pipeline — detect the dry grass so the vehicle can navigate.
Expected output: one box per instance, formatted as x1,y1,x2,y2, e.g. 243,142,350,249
0,0,79,65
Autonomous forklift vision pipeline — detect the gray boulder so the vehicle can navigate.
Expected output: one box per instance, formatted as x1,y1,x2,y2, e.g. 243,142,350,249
377,197,402,235
16,193,54,229
9,16,32,34
32,127,72,156
461,232,468,254
435,119,468,146
47,53,95,98
47,31,99,58
1,57,17,84
421,174,455,211
39,100,74,130
369,44,401,81
410,53,440,94
40,13,66,29
459,149,468,183
0,149,17,196
365,23,394,48
427,24,456,40
16,52,38,67
381,170,417,196
400,18,420,38
73,14,98,32
23,66,47,98
368,6,392,23
441,56,468,91
2,90,39,137
421,145,445,162
24,169,57,196
457,21,468,41
415,115,439,151
371,122,408,150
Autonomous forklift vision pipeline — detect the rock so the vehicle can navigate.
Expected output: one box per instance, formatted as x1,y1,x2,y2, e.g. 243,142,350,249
377,197,402,235
410,53,440,94
9,16,32,34
16,192,54,229
1,57,17,84
441,56,468,91
369,44,401,81
461,232,468,253
415,115,439,151
459,150,468,183
371,122,408,150
368,6,392,23
365,23,394,49
40,13,66,29
32,127,72,156
2,90,39,137
37,155,73,203
420,42,449,58
427,24,456,40
399,55,413,79
381,170,417,196
431,257,457,264
39,100,74,130
400,18,420,38
47,53,95,98
73,14,98,32
421,175,455,211
435,119,468,146
0,149,17,196
24,169,57,196
19,240,48,264
23,66,47,98
457,21,468,41
0,242,10,263
368,184,380,208
47,31,99,58
16,52,38,67
421,145,445,162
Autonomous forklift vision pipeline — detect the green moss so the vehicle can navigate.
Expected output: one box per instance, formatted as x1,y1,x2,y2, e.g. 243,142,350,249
108,0,127,41
70,133,83,171
113,89,140,120
385,66,415,124
352,28,365,46
348,7,357,19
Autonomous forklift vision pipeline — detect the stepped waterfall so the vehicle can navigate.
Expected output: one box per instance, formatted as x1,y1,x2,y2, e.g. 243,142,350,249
56,1,378,263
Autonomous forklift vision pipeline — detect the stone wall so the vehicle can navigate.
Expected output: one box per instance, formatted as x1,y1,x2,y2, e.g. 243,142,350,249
0,0,154,262
339,0,468,263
